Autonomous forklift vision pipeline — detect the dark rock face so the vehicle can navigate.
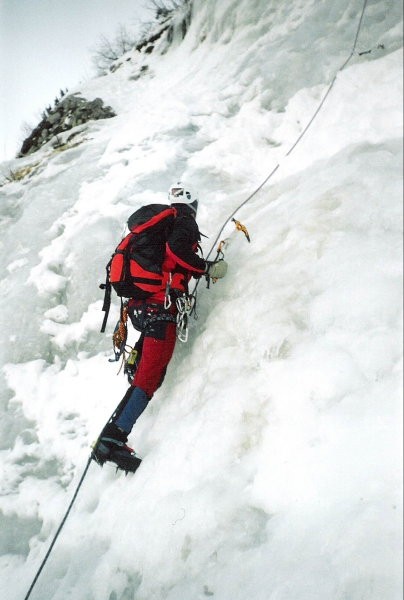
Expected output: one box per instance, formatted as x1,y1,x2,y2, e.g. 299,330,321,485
19,94,116,157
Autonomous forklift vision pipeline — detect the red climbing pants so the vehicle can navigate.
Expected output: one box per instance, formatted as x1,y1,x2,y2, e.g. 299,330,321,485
133,320,177,398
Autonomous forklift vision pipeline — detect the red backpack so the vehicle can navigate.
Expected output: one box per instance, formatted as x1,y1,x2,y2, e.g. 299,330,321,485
100,204,175,332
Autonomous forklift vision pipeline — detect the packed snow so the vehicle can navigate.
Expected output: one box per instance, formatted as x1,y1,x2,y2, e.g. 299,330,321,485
0,0,402,599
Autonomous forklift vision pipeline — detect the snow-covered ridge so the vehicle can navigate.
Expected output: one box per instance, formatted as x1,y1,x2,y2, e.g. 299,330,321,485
0,1,402,599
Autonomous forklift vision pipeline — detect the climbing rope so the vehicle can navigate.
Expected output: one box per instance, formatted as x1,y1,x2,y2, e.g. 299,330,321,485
204,0,370,260
23,457,92,600
22,1,370,597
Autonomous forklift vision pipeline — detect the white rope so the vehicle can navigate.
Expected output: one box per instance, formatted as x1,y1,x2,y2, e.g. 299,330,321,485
205,0,370,259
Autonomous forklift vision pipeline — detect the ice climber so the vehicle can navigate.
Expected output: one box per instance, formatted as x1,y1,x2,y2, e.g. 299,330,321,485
93,181,228,471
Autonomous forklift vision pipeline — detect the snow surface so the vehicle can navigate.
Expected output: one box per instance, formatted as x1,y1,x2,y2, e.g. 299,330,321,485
0,0,402,599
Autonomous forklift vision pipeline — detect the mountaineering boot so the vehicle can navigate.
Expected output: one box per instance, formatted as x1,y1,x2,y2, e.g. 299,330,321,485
92,422,142,473
91,386,148,473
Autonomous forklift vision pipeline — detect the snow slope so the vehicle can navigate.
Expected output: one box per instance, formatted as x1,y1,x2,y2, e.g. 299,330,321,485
0,0,402,599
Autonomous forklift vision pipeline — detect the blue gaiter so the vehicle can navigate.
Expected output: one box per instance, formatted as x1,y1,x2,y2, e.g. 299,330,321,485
115,387,149,433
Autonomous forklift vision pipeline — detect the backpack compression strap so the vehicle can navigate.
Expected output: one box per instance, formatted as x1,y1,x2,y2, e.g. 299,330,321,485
100,260,112,333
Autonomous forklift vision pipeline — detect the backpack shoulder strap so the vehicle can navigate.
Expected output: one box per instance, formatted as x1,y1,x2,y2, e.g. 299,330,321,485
128,204,175,233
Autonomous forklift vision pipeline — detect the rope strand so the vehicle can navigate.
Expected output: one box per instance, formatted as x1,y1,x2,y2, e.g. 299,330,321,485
23,457,93,600
204,0,369,260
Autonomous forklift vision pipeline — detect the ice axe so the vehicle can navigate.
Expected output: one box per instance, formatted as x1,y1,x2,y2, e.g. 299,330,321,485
210,218,251,283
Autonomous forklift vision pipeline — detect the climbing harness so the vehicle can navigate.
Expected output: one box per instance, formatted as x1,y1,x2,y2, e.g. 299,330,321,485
128,301,178,334
22,2,372,597
113,302,177,377
147,311,177,327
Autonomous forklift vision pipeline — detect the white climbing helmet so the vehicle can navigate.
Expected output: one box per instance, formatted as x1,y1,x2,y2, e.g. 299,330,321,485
168,181,199,215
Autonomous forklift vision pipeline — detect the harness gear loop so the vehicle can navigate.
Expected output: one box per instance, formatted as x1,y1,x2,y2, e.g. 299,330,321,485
109,302,128,362
176,293,195,343
123,345,138,383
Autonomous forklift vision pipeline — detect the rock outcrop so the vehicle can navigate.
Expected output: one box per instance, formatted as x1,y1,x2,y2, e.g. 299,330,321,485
19,94,116,157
